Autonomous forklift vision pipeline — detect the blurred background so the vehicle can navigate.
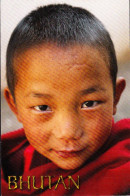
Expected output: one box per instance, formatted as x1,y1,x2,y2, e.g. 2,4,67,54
1,0,130,134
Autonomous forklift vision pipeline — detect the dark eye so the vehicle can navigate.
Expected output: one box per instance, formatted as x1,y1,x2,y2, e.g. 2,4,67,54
81,101,99,108
34,105,51,112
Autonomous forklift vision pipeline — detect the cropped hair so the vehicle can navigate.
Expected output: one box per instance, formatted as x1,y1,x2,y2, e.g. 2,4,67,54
6,4,118,98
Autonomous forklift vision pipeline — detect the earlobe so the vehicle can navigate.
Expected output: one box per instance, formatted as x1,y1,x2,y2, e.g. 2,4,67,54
4,87,18,116
113,77,126,115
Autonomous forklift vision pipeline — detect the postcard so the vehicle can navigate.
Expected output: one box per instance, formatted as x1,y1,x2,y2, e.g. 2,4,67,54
1,0,130,195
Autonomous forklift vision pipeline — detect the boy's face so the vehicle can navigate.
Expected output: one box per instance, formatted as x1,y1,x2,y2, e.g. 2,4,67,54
8,44,114,170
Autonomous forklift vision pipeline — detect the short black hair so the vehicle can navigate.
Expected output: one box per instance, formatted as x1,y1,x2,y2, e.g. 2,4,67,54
6,4,118,98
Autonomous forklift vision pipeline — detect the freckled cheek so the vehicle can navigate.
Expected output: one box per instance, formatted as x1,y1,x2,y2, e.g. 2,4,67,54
24,125,52,152
82,109,112,145
27,122,51,137
20,114,52,145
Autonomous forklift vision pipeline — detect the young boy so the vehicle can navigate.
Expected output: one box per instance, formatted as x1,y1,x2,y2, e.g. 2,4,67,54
2,4,130,195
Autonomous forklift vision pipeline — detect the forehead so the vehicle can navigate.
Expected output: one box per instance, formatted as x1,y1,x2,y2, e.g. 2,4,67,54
14,43,111,92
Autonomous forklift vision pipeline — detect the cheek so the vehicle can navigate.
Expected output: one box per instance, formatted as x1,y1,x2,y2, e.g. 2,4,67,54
21,117,52,150
24,126,51,155
16,105,54,152
82,106,113,148
88,115,112,143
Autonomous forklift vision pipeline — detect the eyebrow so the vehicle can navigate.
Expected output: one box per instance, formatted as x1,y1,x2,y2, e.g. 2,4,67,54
26,86,106,98
25,92,53,98
80,86,106,95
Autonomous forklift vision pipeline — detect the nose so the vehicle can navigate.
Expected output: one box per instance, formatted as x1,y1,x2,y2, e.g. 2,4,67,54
53,111,83,140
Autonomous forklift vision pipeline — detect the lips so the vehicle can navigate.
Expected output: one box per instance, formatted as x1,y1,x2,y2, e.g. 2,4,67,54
54,148,84,158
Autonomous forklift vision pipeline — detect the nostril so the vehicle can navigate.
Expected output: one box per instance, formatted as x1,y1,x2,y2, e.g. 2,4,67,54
74,129,84,140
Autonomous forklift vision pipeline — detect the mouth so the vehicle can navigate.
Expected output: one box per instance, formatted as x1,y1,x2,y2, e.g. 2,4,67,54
54,148,85,158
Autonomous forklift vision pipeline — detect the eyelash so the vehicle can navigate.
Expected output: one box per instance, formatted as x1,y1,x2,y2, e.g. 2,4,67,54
33,101,101,113
33,105,51,112
81,101,102,109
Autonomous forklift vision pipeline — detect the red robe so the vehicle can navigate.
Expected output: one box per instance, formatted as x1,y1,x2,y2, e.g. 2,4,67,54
2,119,130,195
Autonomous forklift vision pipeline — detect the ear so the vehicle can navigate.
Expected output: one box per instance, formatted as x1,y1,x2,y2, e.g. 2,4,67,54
4,87,18,116
113,77,126,115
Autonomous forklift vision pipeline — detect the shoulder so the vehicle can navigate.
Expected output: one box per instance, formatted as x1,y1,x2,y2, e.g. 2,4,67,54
112,118,130,134
109,118,130,147
2,128,25,140
2,129,29,180
98,118,130,170
2,128,28,158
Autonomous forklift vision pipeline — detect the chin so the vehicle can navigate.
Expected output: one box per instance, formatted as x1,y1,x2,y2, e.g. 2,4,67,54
54,160,83,170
